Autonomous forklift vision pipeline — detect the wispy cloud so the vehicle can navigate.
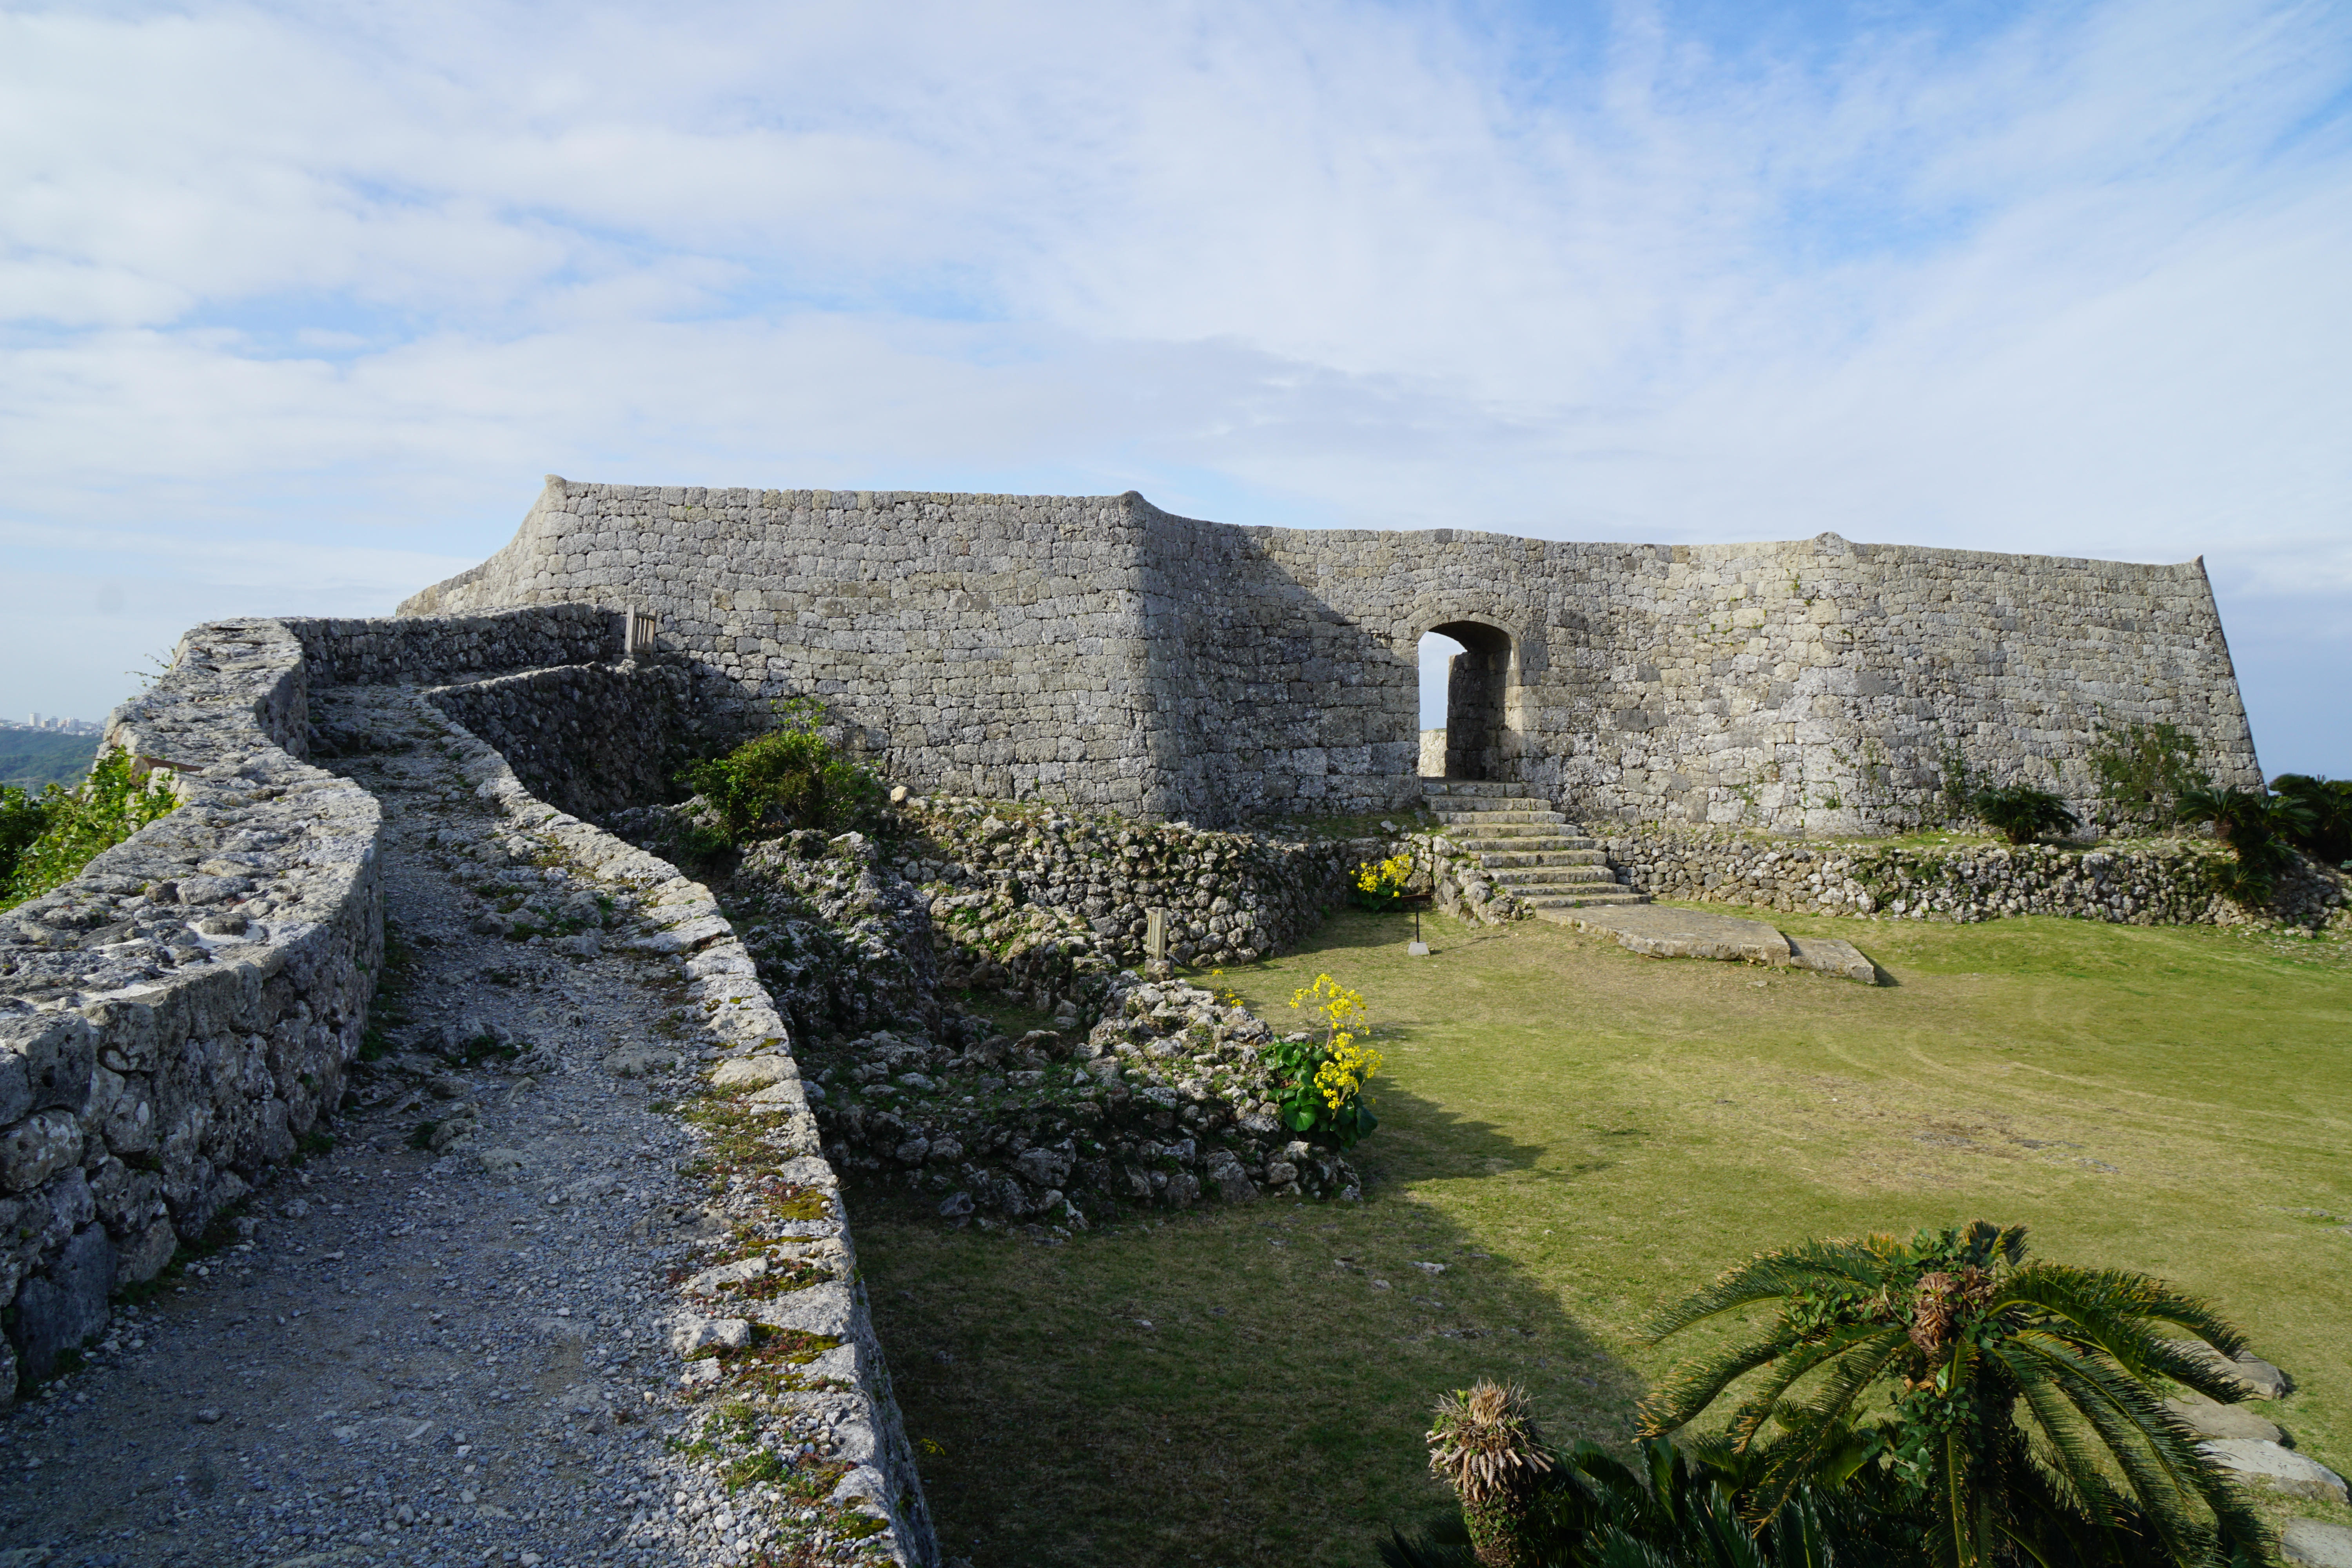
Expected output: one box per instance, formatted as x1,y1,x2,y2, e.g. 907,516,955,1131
2,0,2347,769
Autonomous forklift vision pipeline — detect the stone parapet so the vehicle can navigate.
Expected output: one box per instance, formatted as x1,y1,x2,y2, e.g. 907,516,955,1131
1,619,383,1399
282,603,620,688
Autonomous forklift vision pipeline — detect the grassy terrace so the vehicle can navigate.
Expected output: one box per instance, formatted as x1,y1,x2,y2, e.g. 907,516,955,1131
849,906,2352,1568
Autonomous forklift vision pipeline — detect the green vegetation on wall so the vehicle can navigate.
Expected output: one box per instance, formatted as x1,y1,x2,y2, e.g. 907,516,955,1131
675,696,883,850
0,746,178,910
2087,719,2205,835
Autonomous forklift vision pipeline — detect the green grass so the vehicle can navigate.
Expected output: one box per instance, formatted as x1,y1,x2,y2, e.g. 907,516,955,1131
851,905,2352,1568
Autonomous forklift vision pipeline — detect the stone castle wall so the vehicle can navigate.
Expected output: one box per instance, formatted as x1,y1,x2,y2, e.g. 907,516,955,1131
2,620,383,1397
400,478,2262,831
1,610,933,1554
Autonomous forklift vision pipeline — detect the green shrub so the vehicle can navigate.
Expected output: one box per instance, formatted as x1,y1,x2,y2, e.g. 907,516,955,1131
2087,719,2205,832
2270,773,2352,865
1969,784,2079,845
675,698,883,847
2178,784,2316,903
0,747,178,911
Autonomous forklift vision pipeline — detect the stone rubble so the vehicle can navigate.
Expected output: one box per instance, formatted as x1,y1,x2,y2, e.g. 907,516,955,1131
610,798,1377,1224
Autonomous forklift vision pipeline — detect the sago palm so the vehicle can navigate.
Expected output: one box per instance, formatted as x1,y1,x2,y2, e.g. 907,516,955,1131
1639,1221,2272,1567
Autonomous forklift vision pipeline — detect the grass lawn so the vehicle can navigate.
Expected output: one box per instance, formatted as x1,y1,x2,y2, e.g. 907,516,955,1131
849,905,2352,1568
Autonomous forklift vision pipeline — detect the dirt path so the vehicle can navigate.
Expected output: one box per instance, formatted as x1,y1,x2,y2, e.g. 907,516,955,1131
0,689,826,1568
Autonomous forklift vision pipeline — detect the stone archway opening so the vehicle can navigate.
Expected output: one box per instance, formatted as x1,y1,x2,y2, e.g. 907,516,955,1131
1419,621,1514,779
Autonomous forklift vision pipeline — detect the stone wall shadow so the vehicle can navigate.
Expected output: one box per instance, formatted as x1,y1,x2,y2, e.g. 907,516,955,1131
1138,503,1422,826
849,1076,1651,1568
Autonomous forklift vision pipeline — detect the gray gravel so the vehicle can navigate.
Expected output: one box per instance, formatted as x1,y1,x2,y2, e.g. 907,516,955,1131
0,689,875,1568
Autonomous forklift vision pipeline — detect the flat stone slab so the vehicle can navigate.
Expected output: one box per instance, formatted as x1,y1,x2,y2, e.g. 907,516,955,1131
2165,1391,2283,1444
2200,1439,2348,1503
2169,1339,2295,1398
1555,905,1791,965
1785,933,1878,983
2285,1518,2352,1568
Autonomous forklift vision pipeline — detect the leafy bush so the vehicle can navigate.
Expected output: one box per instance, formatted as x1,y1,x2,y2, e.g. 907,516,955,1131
675,697,882,848
1352,852,1416,911
2177,784,2315,902
2087,719,2205,833
2270,773,2352,865
1271,973,1381,1148
1969,784,2080,844
1,747,178,910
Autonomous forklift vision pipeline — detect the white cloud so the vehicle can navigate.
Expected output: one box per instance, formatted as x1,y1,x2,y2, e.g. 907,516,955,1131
0,0,2346,768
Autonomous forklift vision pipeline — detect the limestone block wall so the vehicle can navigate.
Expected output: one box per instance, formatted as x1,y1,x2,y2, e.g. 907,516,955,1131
400,481,1169,813
420,661,720,825
1595,829,2348,932
282,604,621,689
401,479,2261,834
0,620,381,1399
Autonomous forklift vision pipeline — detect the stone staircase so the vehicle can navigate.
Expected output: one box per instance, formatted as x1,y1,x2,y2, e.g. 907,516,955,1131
1421,779,1649,911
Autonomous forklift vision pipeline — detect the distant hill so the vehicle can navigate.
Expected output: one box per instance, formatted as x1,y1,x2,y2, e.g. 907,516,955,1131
0,731,101,791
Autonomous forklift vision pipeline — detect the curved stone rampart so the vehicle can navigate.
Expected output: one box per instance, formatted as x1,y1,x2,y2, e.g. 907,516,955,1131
2,619,381,1398
3,606,937,1566
400,478,2262,833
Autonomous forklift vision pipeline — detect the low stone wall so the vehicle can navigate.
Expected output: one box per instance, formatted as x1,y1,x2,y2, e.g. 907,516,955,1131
418,661,706,824
608,798,1403,1224
1595,829,2349,931
900,797,1370,969
283,604,619,688
0,619,382,1400
414,698,936,1563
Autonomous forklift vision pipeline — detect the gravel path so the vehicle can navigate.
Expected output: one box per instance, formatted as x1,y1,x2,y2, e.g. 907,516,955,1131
0,689,884,1568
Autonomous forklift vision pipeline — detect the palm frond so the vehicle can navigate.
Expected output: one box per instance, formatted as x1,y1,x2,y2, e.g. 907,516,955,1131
1996,1263,2246,1373
2002,1348,2127,1533
2012,1333,2231,1565
1639,1334,1801,1437
1746,1327,1912,1523
1722,1327,1887,1452
1642,1238,1900,1342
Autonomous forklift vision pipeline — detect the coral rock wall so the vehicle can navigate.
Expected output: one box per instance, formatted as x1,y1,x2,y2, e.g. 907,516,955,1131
1597,830,2348,931
1,620,381,1398
400,479,2261,832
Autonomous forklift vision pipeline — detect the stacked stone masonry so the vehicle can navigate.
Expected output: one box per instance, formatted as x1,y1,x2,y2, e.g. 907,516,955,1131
1597,831,2348,931
0,608,935,1563
401,478,2263,832
2,619,382,1397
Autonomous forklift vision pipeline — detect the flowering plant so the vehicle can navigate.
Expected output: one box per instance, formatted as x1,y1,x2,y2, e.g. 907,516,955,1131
1272,974,1381,1147
1351,852,1416,911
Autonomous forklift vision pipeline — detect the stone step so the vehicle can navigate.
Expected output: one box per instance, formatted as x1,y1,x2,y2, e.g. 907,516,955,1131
1426,796,1555,813
1446,824,1586,843
1430,808,1563,826
1469,849,1610,869
1523,890,1651,909
1452,830,1595,847
1486,866,1621,887
1419,779,1533,799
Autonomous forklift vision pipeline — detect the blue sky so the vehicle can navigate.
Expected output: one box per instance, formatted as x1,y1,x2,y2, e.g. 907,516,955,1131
3,0,2347,773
